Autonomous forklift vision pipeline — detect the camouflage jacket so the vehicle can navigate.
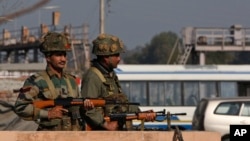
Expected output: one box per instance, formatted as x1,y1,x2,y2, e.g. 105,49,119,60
80,60,139,130
14,66,81,130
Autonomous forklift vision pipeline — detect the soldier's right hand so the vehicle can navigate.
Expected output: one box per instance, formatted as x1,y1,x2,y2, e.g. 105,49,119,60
102,121,118,131
83,99,94,110
48,106,68,119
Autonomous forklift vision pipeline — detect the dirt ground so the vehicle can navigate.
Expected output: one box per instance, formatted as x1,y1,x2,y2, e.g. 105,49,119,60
0,79,38,131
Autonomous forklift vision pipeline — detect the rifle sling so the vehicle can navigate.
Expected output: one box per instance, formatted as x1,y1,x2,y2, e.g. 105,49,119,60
90,67,106,82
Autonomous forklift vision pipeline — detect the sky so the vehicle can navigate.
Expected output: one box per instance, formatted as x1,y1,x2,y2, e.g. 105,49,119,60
1,0,250,50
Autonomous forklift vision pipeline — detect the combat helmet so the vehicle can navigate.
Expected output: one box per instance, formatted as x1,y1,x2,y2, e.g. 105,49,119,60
92,33,125,56
39,32,71,53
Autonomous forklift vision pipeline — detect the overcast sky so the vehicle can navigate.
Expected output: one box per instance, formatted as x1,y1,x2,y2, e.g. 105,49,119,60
1,0,250,49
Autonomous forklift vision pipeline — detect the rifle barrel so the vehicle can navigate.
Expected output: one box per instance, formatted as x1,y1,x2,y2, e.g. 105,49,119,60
170,113,187,116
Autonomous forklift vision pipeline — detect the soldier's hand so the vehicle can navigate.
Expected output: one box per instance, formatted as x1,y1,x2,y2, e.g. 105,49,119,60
102,121,118,131
144,113,156,122
48,106,68,119
84,99,94,110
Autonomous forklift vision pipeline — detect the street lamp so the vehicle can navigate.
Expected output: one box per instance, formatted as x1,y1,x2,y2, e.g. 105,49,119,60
38,5,60,25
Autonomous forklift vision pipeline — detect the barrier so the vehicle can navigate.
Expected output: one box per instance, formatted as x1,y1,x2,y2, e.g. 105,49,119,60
0,131,220,141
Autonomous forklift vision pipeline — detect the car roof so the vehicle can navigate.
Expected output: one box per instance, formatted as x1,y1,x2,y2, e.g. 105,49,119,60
201,96,250,102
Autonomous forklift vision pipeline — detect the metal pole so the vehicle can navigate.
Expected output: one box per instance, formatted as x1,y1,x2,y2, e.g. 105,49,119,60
199,52,206,65
69,25,78,71
100,0,105,34
83,24,90,70
167,38,179,64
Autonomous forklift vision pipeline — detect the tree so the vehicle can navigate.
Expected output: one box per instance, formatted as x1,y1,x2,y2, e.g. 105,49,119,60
231,52,250,64
205,52,235,64
124,31,179,64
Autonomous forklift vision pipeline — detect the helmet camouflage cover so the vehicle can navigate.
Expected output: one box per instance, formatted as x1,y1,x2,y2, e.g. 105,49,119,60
92,33,125,55
39,32,71,53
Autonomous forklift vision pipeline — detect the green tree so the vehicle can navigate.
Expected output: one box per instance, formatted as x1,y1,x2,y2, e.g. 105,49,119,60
205,52,235,64
124,31,179,64
232,52,250,64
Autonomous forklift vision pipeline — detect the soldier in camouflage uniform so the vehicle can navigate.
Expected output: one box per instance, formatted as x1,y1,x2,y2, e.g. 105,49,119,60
80,34,154,131
14,32,93,131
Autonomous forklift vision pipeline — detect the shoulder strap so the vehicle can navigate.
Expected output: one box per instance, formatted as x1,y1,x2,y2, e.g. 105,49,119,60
38,71,75,98
90,67,106,82
114,73,123,93
38,71,57,99
64,74,74,97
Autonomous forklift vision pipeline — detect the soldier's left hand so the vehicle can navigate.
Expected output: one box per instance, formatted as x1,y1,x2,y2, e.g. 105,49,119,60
145,113,156,122
84,99,94,110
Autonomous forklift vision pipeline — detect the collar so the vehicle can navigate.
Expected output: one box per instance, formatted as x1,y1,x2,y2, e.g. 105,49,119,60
45,65,68,78
92,59,115,77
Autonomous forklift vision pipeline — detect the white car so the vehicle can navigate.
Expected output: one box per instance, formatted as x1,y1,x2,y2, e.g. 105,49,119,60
192,97,250,141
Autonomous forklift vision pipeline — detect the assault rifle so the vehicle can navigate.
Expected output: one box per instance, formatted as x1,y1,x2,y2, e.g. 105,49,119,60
103,109,186,131
32,97,140,109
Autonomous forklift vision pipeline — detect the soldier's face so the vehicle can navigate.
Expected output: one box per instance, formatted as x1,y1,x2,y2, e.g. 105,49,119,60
106,53,120,69
46,51,67,70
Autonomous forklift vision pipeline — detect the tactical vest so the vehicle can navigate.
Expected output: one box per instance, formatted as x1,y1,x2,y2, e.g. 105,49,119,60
34,71,81,131
37,71,75,99
90,67,128,114
90,67,132,130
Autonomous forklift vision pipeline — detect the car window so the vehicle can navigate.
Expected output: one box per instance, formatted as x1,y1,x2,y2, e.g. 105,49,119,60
241,102,250,116
214,102,241,115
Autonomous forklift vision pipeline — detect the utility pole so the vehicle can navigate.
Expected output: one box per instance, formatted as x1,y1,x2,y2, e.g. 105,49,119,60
100,0,105,34
83,24,90,70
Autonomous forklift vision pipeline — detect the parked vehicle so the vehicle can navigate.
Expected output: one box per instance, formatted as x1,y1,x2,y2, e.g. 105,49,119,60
192,97,250,141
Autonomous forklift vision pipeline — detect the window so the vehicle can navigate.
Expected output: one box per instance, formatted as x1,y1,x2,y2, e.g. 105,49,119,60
220,82,237,97
164,82,181,106
149,82,165,106
241,102,250,116
148,81,181,106
215,102,241,115
199,82,217,98
120,81,147,106
183,82,199,106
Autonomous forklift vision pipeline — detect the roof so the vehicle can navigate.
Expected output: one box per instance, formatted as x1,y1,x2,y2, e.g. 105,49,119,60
201,96,250,102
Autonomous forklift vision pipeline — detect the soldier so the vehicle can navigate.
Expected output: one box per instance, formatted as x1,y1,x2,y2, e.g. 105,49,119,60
14,32,93,131
80,33,154,131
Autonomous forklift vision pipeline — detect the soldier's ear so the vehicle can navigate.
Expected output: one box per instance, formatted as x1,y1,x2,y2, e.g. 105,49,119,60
46,56,52,63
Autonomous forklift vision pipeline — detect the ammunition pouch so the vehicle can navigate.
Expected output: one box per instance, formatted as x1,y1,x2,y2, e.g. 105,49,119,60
103,94,129,116
103,94,139,130
38,106,82,131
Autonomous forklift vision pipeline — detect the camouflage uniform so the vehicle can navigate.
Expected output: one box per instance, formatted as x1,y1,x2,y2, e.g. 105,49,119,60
80,34,139,130
14,32,82,131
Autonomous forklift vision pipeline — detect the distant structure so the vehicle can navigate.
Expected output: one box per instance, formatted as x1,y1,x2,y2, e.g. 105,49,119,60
175,24,250,65
0,23,90,74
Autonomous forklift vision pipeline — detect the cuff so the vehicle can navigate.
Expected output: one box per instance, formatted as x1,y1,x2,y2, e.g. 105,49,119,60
39,109,49,119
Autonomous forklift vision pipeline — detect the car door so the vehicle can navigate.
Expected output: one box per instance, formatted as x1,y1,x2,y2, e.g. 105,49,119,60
238,102,250,125
205,101,242,135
